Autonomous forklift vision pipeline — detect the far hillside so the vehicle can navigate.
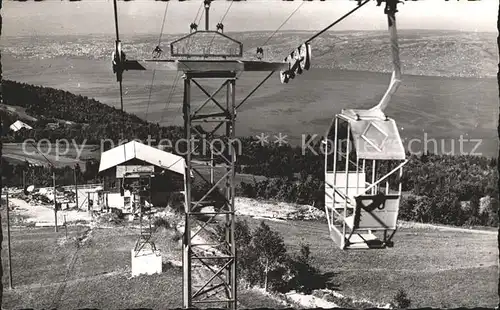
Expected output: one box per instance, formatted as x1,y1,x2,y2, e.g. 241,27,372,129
4,30,496,78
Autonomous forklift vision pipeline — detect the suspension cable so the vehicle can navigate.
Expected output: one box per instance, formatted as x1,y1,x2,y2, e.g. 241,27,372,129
207,0,234,52
258,1,305,50
196,6,204,27
239,0,372,111
158,1,170,47
145,70,157,122
145,2,170,122
194,0,204,26
159,2,204,126
28,141,55,169
160,72,181,124
219,0,234,24
306,0,371,44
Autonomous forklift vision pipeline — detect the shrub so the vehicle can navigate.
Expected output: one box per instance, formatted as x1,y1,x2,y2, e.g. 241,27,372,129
153,217,170,230
171,230,183,242
399,195,417,221
392,288,411,309
216,220,334,294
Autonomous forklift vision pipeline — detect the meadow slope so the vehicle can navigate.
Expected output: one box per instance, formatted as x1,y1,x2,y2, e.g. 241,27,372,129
1,215,497,309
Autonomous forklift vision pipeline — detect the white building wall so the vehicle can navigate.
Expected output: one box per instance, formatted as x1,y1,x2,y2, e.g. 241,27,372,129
106,190,133,211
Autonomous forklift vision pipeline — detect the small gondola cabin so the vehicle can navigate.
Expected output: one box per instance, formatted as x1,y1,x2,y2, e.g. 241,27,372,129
324,108,408,249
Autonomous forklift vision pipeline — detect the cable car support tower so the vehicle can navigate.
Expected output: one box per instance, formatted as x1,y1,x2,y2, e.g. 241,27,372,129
111,0,287,308
110,0,405,308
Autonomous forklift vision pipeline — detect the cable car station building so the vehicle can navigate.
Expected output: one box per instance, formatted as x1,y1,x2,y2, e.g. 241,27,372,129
98,140,186,213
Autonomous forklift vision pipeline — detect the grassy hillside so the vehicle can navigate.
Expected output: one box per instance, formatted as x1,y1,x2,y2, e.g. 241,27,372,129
243,216,498,308
0,223,286,309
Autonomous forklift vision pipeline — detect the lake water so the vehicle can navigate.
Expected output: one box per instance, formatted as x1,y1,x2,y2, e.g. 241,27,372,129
4,54,498,158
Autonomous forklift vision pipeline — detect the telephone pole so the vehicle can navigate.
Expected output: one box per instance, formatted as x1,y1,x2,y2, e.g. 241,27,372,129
74,166,79,209
53,171,58,232
6,192,12,289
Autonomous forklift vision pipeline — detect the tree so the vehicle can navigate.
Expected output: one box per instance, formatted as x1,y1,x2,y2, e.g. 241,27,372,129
234,220,260,286
214,220,260,287
399,195,417,221
288,243,314,293
251,221,287,291
392,288,411,309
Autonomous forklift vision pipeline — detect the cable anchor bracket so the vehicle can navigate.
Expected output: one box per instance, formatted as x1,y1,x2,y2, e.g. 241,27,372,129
112,40,127,83
376,0,404,15
152,45,163,59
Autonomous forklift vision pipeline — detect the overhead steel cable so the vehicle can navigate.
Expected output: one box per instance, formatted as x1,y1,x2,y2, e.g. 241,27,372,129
160,72,181,125
305,0,371,44
27,141,55,169
145,2,170,122
145,70,157,122
239,0,372,112
112,0,128,162
157,1,170,47
207,0,234,53
196,5,205,28
259,1,305,50
159,0,205,126
194,0,204,26
219,0,234,24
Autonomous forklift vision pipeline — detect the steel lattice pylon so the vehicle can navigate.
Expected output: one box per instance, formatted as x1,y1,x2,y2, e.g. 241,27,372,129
182,72,238,309
111,2,286,308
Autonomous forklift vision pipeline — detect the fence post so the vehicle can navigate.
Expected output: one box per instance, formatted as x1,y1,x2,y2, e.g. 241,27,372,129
74,167,79,209
6,192,13,289
53,171,58,233
64,214,68,239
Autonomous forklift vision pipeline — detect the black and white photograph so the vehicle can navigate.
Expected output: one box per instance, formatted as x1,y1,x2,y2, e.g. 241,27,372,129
0,0,498,308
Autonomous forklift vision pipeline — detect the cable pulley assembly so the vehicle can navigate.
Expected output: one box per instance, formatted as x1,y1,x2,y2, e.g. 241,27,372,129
112,42,127,83
152,46,163,59
279,43,311,84
377,0,403,14
190,22,198,32
256,47,264,60
279,0,403,84
216,23,224,33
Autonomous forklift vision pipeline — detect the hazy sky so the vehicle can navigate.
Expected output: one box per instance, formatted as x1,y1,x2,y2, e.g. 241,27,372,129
3,0,497,37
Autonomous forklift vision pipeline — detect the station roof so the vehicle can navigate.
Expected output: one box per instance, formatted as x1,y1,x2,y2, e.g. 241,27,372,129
98,141,187,176
335,108,406,160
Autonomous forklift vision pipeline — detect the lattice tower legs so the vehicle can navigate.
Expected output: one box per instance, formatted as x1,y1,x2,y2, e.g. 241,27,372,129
182,72,237,309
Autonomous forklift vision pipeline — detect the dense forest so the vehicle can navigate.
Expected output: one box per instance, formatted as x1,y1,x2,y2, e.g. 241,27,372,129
2,80,184,145
1,80,498,227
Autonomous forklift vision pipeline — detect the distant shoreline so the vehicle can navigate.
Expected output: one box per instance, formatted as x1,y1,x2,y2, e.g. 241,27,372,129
3,38,497,158
3,29,496,79
3,29,497,39
3,54,496,80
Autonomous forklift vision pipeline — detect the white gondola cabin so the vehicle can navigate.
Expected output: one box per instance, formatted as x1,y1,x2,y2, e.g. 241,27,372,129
324,108,408,249
323,1,407,250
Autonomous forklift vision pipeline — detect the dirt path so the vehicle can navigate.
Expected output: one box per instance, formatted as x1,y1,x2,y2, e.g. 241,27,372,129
10,270,125,292
9,197,91,224
398,221,497,235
